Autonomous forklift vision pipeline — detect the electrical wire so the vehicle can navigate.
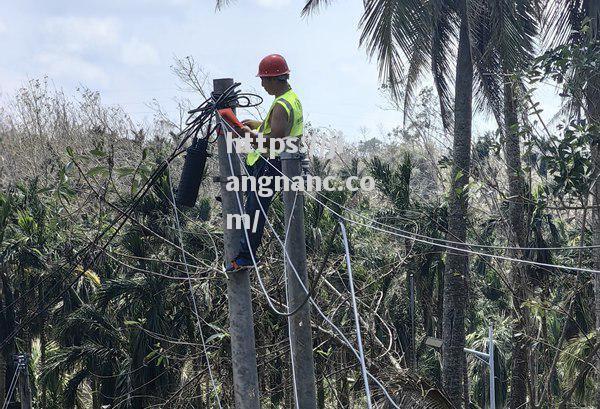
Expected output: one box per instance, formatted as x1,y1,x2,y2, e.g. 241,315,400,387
325,197,600,252
166,166,223,409
225,149,402,408
223,114,600,277
234,151,312,316
283,191,301,409
0,83,255,350
339,219,373,408
220,129,600,407
219,117,402,408
102,250,202,280
222,133,303,317
253,152,600,276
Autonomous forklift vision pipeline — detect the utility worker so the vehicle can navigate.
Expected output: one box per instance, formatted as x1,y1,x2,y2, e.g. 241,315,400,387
227,54,303,271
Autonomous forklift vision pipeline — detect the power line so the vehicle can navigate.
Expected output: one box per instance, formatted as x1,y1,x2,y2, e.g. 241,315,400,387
220,118,403,409
339,219,373,408
327,198,600,251
166,165,223,409
0,82,253,350
283,191,301,409
254,153,600,276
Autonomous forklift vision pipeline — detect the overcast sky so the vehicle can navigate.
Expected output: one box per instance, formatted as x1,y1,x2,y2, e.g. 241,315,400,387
1,0,560,141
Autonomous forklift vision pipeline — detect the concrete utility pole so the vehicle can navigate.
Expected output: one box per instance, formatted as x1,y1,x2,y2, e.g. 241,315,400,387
214,78,260,409
17,355,31,409
281,151,317,409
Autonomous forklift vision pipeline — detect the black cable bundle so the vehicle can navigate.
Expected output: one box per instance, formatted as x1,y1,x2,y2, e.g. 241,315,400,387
0,82,263,350
176,137,210,207
175,82,263,207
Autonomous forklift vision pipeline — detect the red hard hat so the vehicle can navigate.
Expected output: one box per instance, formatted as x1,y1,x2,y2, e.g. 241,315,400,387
257,54,290,77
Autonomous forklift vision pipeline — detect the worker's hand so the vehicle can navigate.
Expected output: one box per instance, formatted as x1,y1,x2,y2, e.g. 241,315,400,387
240,125,253,134
229,125,251,138
242,119,262,130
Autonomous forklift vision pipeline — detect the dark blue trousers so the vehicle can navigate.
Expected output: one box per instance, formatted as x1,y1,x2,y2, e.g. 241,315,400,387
238,157,282,260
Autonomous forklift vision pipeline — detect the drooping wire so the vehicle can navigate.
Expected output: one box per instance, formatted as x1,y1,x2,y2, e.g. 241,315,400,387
0,83,258,350
220,118,600,407
220,115,600,278
166,165,223,409
0,85,258,320
218,117,402,408
252,152,600,276
283,191,301,409
221,130,304,317
225,149,402,408
338,219,373,408
321,196,600,252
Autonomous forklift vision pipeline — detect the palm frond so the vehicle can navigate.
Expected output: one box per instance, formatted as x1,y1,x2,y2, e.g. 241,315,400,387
63,368,90,408
470,0,538,123
95,277,149,308
301,0,338,16
431,0,457,131
558,331,598,403
359,0,430,101
542,0,586,48
56,304,126,346
42,347,84,381
403,45,430,127
469,0,504,122
215,0,234,11
368,155,412,210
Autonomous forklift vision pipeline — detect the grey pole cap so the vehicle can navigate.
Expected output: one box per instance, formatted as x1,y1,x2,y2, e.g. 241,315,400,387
280,151,304,160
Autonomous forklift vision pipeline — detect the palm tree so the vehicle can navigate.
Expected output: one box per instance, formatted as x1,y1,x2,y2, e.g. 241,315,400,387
469,1,538,406
302,2,548,406
586,5,600,406
542,1,600,406
301,0,470,406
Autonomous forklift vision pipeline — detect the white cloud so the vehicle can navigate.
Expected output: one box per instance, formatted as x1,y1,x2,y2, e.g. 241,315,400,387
0,20,7,34
120,38,160,66
44,17,119,52
36,52,109,85
254,0,292,9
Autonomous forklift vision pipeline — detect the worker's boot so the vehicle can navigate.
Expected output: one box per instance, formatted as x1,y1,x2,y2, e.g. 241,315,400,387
225,255,254,272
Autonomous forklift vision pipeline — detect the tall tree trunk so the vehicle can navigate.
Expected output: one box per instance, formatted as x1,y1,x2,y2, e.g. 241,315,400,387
441,13,473,409
92,378,101,409
503,78,530,409
588,3,600,407
0,271,5,403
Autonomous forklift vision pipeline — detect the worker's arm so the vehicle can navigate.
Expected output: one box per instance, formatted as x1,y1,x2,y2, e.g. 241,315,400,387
242,119,262,129
269,103,290,139
239,119,262,147
240,105,289,148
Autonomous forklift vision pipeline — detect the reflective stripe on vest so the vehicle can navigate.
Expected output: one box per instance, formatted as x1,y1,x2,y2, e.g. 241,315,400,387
247,88,303,166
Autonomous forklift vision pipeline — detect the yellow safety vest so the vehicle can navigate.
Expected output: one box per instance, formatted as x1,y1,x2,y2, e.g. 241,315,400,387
246,88,303,166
